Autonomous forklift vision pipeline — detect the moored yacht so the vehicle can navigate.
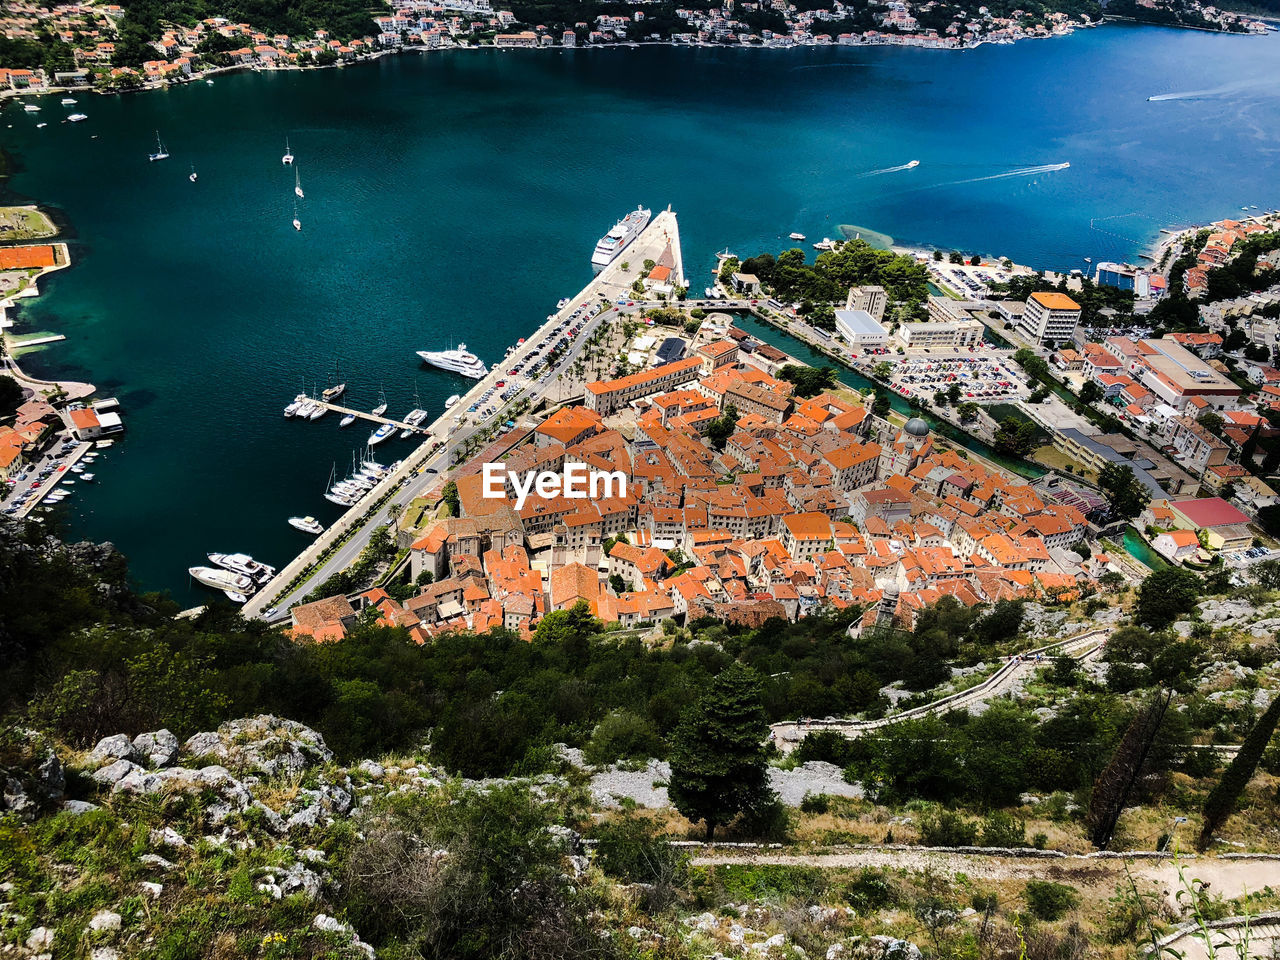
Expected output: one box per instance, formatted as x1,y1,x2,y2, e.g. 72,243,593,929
289,516,325,534
282,137,294,165
61,97,77,106
368,423,395,447
340,413,356,427
149,130,169,161
208,552,276,581
189,566,255,594
444,394,461,410
416,343,487,379
789,232,806,241
68,113,88,122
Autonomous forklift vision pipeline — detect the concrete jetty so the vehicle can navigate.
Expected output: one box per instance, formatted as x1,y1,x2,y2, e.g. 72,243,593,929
301,398,431,434
241,206,684,620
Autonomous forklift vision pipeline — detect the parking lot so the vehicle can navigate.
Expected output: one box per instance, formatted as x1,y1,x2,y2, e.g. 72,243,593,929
2,432,96,520
876,355,1030,404
928,261,1018,300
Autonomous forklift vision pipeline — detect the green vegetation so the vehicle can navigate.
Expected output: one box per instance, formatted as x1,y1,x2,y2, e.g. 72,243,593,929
779,364,838,398
668,663,774,840
1098,463,1152,522
1197,693,1280,849
738,241,930,322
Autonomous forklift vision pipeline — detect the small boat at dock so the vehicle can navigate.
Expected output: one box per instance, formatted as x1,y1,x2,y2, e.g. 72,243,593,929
322,360,345,401
368,423,396,447
444,394,461,410
224,590,249,604
371,389,388,417
340,413,356,427
80,473,95,482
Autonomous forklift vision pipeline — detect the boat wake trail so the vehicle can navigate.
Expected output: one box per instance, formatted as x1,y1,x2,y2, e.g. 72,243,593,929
859,160,921,177
940,162,1070,186
1147,79,1272,102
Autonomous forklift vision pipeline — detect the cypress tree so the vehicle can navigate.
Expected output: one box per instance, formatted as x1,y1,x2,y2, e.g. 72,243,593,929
1197,694,1280,851
667,663,773,841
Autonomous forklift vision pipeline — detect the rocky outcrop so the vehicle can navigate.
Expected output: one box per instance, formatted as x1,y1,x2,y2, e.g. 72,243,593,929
1,728,65,816
183,716,334,778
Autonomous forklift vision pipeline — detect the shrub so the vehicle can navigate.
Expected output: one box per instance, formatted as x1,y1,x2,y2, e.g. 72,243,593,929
582,710,665,766
979,811,1027,848
800,793,831,815
795,730,857,767
593,813,688,908
846,869,899,911
1024,880,1079,921
919,810,978,847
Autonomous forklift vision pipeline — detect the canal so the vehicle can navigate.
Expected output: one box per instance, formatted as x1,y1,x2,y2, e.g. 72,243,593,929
1123,526,1168,571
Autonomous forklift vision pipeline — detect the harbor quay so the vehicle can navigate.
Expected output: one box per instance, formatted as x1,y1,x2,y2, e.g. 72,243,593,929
240,209,687,619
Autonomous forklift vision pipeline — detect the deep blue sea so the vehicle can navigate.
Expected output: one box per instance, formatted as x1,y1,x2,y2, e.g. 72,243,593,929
6,24,1280,599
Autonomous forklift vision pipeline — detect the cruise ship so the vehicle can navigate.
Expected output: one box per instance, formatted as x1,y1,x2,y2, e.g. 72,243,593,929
416,344,487,379
591,206,651,272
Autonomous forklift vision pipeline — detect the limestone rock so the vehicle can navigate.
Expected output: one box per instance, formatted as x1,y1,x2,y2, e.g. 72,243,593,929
88,734,138,767
63,799,100,815
91,949,120,960
132,730,180,768
92,759,142,787
87,910,121,932
357,760,385,779
26,927,54,950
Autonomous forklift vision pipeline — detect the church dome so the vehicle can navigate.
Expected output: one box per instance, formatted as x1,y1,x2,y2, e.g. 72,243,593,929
903,417,930,438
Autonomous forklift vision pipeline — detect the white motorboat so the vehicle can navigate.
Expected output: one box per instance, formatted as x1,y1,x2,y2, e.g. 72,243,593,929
905,160,920,168
189,565,255,593
80,473,95,482
282,137,294,165
444,394,461,410
416,344,487,379
149,130,169,162
71,464,85,473
208,552,276,581
61,98,77,106
189,164,198,182
289,516,324,535
789,232,806,241
224,590,249,604
67,113,88,123
368,423,395,447
23,104,40,112
284,394,306,417
94,440,114,449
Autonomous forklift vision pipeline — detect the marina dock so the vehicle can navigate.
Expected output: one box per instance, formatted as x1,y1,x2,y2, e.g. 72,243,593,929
303,398,430,434
241,208,685,620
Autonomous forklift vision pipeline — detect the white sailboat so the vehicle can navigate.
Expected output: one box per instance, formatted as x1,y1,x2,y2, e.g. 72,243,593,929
292,199,301,232
294,167,304,199
322,360,345,401
282,137,294,165
340,413,356,427
149,130,170,162
371,385,388,417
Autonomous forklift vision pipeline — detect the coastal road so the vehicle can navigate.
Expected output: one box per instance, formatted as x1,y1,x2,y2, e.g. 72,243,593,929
243,210,685,621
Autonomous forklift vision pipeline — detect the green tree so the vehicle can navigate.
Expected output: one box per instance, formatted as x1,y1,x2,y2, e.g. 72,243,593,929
441,480,460,517
872,361,894,380
1134,568,1201,629
667,663,774,840
957,401,979,422
1079,379,1103,405
1197,411,1225,435
778,365,837,398
1197,694,1280,850
705,403,739,451
946,382,961,406
0,375,22,417
1098,463,1150,521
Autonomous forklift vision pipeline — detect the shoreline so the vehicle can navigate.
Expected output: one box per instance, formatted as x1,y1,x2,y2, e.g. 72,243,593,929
2,16,1268,105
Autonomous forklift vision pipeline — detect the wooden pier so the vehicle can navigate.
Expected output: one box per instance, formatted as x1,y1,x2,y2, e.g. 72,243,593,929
300,399,430,434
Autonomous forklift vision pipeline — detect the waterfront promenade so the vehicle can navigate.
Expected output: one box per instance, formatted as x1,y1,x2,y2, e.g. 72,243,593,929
241,208,685,620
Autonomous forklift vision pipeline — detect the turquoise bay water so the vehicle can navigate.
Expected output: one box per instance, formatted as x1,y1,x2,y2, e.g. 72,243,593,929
6,25,1280,598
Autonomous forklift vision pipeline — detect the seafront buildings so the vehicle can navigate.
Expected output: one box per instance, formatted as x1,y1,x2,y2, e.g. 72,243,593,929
0,0,1269,97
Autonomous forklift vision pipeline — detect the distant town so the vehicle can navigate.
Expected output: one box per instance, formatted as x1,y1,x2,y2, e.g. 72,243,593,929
0,0,1271,96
